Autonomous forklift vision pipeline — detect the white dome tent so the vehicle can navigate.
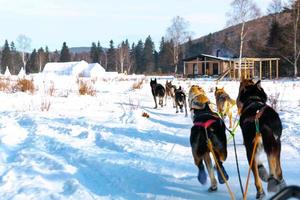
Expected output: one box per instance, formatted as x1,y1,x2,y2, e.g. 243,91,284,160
43,60,89,77
4,66,11,77
18,67,26,79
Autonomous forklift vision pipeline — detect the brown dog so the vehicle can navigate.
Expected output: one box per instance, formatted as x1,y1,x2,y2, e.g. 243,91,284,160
214,87,236,128
189,85,228,192
237,79,286,199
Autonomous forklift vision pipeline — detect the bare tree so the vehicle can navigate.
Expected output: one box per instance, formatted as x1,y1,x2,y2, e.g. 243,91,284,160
226,0,261,79
291,0,300,77
116,41,130,73
166,16,191,74
16,34,32,72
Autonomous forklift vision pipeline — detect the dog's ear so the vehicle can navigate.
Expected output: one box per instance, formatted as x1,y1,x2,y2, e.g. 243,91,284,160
215,87,218,90
222,87,224,90
255,80,262,90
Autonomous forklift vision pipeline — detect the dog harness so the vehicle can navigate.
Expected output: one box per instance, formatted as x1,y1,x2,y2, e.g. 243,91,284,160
194,119,216,128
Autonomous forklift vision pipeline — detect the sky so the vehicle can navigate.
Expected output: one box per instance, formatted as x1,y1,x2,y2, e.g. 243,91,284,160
0,0,276,51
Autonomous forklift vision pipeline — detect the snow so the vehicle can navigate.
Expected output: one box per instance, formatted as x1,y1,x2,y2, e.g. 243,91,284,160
0,76,299,200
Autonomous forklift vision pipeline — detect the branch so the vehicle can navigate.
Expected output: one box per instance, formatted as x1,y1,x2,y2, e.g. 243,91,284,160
281,55,294,65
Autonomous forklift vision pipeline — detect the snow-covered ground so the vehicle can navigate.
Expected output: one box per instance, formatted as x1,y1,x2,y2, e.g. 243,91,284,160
0,75,299,200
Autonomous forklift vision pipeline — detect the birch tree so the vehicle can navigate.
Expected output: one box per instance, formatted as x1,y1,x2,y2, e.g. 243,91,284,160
226,0,261,79
16,34,31,71
291,0,300,77
166,16,191,74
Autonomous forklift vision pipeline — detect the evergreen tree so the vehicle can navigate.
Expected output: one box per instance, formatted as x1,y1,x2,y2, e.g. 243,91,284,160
10,41,23,74
45,46,50,63
134,40,144,74
26,49,38,73
90,42,99,63
37,47,48,72
97,41,104,65
1,40,11,74
143,35,155,73
107,40,116,71
59,42,71,62
158,37,173,73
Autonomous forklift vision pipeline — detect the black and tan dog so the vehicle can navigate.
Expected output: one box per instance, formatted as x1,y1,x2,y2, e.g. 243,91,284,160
214,87,236,128
189,85,228,192
165,80,176,107
174,86,187,117
150,78,165,109
237,79,286,199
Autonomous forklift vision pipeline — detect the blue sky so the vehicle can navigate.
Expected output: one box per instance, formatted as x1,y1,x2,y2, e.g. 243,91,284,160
0,0,274,51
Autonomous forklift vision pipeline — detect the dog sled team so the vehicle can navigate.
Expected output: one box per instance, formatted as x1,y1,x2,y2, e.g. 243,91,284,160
150,78,286,199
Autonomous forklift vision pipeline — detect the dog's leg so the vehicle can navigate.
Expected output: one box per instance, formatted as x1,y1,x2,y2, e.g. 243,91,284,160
191,147,207,185
246,150,265,199
228,110,233,128
203,153,217,192
164,93,167,106
175,103,179,113
267,153,286,193
184,98,188,117
153,95,157,109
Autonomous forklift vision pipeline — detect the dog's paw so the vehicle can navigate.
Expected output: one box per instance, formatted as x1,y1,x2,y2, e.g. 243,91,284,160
217,163,229,184
256,190,265,200
267,176,280,193
208,186,217,192
258,164,269,182
197,164,207,185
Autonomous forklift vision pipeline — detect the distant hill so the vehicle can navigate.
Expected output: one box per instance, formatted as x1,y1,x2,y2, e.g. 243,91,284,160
184,10,292,59
69,47,91,54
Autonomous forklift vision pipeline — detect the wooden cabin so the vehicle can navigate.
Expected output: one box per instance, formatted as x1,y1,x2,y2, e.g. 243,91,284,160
183,54,280,80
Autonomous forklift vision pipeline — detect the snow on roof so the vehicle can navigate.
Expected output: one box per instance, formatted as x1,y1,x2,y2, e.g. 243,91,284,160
43,60,89,76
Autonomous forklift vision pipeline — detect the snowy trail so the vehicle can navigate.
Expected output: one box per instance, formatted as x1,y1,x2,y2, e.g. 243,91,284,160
0,77,299,199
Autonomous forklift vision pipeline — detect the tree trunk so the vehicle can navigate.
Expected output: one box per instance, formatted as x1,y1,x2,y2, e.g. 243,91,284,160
239,22,245,80
294,2,300,77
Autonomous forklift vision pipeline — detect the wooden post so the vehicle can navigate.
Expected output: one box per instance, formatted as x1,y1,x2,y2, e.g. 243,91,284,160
252,60,255,78
183,61,186,76
197,58,199,75
259,61,262,80
276,59,279,79
233,61,236,80
269,60,272,79
204,57,207,75
229,61,232,79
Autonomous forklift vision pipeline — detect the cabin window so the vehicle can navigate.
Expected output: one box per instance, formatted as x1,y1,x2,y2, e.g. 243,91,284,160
213,63,219,75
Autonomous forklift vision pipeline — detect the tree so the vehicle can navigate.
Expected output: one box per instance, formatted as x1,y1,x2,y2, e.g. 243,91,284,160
116,40,130,73
60,42,71,62
134,40,144,73
143,35,155,73
10,41,23,74
291,0,300,77
90,42,99,63
1,40,11,74
166,16,191,73
16,34,31,70
226,0,261,79
267,0,283,15
158,37,173,73
26,49,38,73
107,40,116,71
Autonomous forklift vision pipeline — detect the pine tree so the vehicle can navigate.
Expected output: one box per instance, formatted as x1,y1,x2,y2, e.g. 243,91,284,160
59,42,71,62
10,41,23,74
90,42,99,63
134,40,144,74
26,49,38,73
1,40,11,74
37,47,46,72
143,35,155,73
107,40,116,71
158,37,173,73
45,46,50,63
